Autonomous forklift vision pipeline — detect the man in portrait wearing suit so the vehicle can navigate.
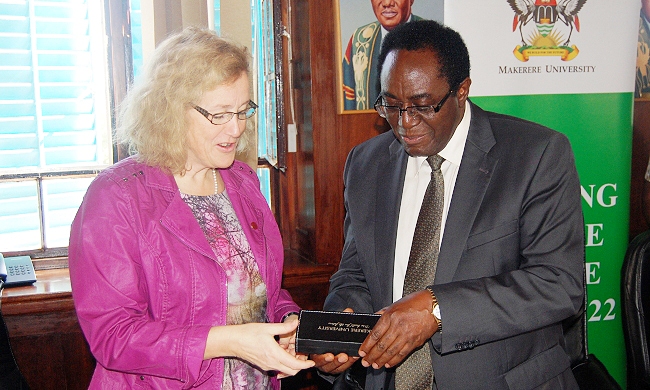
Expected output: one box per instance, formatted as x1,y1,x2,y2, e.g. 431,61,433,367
637,0,650,98
316,20,584,389
342,0,422,111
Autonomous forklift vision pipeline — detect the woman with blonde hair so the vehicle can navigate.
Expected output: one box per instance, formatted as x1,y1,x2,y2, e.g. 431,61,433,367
69,27,313,389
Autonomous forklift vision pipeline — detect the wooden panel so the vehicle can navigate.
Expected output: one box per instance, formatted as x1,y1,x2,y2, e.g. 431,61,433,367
282,367,332,390
283,249,336,311
2,269,95,390
630,99,650,239
277,0,392,269
307,0,341,266
7,326,94,390
278,0,315,261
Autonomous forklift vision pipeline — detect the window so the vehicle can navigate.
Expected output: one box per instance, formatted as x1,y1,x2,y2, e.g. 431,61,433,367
213,0,220,35
0,0,120,257
130,0,142,78
252,0,284,206
0,0,275,257
252,0,278,168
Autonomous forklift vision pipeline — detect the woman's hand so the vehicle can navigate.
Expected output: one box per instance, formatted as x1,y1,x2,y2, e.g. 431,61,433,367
277,315,309,378
205,320,314,378
278,314,300,355
278,314,305,354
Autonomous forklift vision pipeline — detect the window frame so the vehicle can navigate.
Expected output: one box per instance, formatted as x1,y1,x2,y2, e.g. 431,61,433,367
253,0,287,171
0,0,132,264
1,0,289,265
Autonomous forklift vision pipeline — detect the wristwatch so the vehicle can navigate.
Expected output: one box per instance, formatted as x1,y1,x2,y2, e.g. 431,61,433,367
426,287,442,332
432,301,441,321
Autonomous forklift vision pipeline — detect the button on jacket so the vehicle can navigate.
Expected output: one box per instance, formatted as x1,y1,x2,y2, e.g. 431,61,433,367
69,156,299,389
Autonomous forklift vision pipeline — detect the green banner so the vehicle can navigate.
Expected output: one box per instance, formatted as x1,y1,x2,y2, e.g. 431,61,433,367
472,92,633,386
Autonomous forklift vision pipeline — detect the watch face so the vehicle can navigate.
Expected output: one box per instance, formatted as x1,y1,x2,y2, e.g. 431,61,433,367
433,304,441,319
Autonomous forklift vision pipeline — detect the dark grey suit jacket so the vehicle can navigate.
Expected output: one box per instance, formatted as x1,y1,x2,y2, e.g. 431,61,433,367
324,102,584,390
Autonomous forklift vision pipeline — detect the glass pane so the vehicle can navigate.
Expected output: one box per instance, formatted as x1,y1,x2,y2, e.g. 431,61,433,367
0,180,41,252
0,0,112,175
130,0,143,77
252,0,278,166
214,0,220,34
42,176,94,248
257,167,271,206
0,0,113,254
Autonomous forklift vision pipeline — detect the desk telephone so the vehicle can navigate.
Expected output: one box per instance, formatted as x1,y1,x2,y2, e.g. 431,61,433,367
0,253,37,288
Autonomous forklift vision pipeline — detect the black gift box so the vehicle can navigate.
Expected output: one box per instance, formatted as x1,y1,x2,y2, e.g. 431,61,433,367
296,310,380,356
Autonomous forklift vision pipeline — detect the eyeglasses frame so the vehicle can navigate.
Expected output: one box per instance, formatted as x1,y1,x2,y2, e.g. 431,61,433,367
192,100,258,125
374,89,455,120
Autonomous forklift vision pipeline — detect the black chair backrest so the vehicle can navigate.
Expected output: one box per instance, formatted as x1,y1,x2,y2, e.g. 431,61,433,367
0,304,29,389
622,229,650,390
564,260,622,390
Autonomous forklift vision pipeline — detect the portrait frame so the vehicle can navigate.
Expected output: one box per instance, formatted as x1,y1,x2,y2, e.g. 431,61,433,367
637,3,650,100
335,0,443,113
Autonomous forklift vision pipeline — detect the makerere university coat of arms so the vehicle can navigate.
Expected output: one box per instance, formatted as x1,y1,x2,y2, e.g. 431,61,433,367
507,0,587,61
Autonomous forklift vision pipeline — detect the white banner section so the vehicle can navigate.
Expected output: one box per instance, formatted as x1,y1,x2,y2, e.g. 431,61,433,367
445,0,640,97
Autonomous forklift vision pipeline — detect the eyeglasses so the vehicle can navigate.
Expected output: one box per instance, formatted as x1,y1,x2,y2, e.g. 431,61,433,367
374,89,454,120
192,100,258,125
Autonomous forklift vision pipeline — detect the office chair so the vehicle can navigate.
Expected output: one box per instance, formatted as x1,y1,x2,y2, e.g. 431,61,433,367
622,230,650,390
565,263,622,390
0,296,30,390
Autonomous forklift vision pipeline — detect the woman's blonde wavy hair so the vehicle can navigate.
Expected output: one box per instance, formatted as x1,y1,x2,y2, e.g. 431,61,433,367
116,26,252,174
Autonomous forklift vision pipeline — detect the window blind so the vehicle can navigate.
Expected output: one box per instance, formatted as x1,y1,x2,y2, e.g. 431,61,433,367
0,0,111,252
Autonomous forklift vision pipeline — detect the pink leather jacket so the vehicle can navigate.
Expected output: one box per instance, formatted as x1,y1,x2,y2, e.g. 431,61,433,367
69,156,299,389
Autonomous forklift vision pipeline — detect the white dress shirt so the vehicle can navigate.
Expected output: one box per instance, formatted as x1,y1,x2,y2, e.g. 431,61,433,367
392,100,472,303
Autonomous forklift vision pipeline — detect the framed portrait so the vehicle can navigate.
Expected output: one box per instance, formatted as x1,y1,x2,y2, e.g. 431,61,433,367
336,0,443,113
637,3,650,100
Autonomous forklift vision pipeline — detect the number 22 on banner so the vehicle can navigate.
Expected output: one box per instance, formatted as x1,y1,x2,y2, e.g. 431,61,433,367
588,298,616,322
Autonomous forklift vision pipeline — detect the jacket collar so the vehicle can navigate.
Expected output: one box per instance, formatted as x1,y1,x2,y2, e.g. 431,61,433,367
133,157,248,195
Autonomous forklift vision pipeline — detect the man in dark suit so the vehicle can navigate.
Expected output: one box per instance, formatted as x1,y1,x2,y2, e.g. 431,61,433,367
315,20,584,389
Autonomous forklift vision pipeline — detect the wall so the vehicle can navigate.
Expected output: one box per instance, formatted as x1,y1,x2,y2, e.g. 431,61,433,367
138,0,258,169
280,0,650,276
278,0,390,267
280,4,650,386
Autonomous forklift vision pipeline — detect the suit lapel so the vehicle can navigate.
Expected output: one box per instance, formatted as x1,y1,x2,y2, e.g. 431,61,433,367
373,138,408,306
436,103,498,284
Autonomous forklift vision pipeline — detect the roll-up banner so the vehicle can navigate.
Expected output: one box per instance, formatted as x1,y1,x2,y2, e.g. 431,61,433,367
445,1,640,386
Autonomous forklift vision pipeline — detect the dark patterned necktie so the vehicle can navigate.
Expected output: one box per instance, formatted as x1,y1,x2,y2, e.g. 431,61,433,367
395,155,445,390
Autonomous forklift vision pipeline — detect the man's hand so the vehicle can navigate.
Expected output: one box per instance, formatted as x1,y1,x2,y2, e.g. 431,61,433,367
358,290,438,369
312,308,360,374
312,351,359,374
